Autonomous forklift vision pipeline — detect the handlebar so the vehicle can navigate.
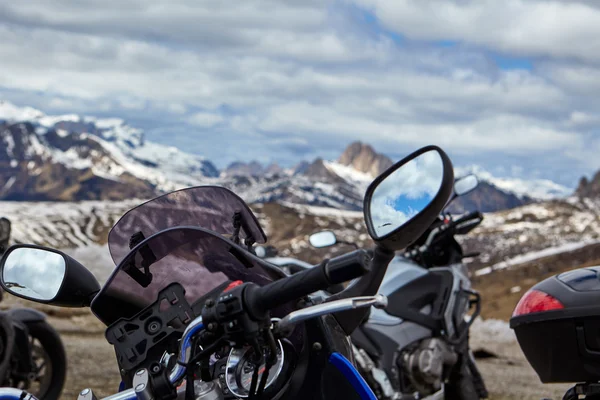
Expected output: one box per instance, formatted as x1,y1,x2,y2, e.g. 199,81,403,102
77,292,382,400
453,211,483,226
425,211,483,247
251,249,370,314
404,211,484,263
0,247,375,400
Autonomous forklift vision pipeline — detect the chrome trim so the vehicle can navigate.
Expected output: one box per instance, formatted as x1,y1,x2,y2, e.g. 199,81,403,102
278,295,387,332
133,369,153,400
225,340,285,398
96,389,136,400
77,388,98,400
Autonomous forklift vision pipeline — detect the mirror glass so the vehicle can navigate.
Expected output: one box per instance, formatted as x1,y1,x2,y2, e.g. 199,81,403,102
368,150,444,238
254,246,267,258
309,231,337,248
2,248,66,300
454,174,478,196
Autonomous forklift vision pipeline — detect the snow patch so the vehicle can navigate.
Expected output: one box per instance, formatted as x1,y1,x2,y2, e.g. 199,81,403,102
38,114,80,127
281,202,363,218
456,165,572,200
325,161,373,183
0,101,44,122
475,239,600,276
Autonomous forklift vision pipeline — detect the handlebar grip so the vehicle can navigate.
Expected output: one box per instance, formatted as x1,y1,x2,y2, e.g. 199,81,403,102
253,250,371,313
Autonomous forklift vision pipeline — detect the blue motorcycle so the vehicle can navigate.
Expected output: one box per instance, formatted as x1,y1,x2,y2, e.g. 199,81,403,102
0,145,454,400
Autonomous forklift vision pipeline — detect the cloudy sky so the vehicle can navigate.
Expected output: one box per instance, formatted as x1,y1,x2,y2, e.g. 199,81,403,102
0,0,599,186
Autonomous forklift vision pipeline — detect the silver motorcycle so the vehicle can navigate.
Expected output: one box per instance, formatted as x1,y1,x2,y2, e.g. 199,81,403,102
258,175,488,400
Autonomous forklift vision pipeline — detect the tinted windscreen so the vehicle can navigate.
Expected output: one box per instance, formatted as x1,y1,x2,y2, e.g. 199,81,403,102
108,186,266,265
92,227,283,325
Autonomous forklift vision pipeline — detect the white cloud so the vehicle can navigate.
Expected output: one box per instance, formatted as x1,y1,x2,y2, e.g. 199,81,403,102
353,0,600,63
167,103,187,115
187,112,224,128
0,0,597,183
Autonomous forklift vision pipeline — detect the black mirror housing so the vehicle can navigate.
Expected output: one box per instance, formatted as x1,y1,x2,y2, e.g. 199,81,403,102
0,244,101,307
363,145,454,251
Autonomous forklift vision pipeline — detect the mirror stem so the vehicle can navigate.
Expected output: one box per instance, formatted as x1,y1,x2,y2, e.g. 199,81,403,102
327,245,394,335
86,290,101,307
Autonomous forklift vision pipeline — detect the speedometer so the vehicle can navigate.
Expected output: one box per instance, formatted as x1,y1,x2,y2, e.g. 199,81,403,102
225,340,285,398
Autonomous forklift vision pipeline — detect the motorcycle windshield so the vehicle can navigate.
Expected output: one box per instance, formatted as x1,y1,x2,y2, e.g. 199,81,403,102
92,226,284,326
107,186,267,265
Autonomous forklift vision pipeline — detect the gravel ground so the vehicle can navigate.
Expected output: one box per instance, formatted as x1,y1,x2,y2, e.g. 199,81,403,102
0,295,574,400
469,319,571,400
52,315,573,400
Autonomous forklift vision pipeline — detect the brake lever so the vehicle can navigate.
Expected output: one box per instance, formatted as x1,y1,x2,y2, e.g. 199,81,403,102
277,295,387,334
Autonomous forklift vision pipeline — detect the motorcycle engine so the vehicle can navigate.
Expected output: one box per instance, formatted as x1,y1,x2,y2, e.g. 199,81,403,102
402,338,457,394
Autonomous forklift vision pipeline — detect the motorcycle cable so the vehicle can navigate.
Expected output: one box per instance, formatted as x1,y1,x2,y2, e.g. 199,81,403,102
185,335,200,400
176,336,224,400
254,329,279,398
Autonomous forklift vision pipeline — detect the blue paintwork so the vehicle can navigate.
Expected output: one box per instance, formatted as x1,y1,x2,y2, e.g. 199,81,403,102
0,387,37,400
329,352,377,400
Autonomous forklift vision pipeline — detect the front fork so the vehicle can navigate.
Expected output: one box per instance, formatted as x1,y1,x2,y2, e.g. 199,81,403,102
452,289,488,399
11,321,34,379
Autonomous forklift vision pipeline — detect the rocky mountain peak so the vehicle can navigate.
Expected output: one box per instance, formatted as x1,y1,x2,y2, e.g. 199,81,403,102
303,158,345,183
265,163,283,175
577,170,600,198
225,161,264,176
337,141,393,177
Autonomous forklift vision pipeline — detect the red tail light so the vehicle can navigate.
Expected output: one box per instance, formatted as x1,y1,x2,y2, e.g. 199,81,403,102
512,289,564,317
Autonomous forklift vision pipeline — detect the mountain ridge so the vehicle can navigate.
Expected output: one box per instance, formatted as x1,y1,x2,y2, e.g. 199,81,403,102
0,101,578,212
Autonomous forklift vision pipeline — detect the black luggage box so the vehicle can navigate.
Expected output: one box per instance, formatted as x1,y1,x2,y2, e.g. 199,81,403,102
510,267,600,383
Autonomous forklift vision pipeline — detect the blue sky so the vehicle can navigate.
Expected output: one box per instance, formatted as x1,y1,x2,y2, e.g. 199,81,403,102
0,0,599,187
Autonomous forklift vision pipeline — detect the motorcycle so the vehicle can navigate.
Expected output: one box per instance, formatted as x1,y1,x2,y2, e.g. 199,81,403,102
0,217,67,400
260,174,488,399
0,145,456,400
511,254,600,398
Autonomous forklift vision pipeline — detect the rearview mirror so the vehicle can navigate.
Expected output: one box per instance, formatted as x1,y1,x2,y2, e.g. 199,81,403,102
309,231,337,248
0,244,101,307
253,245,278,259
364,145,454,250
255,246,267,258
454,174,478,196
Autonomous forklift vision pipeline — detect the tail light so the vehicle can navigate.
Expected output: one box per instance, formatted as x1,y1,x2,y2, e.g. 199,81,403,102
512,289,564,317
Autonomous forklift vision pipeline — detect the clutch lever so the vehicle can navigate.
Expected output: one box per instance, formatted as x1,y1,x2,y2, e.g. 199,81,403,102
277,295,387,334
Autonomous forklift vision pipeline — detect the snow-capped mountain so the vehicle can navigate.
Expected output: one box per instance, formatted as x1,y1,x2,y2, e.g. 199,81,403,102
0,100,218,200
456,165,572,201
0,101,575,212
